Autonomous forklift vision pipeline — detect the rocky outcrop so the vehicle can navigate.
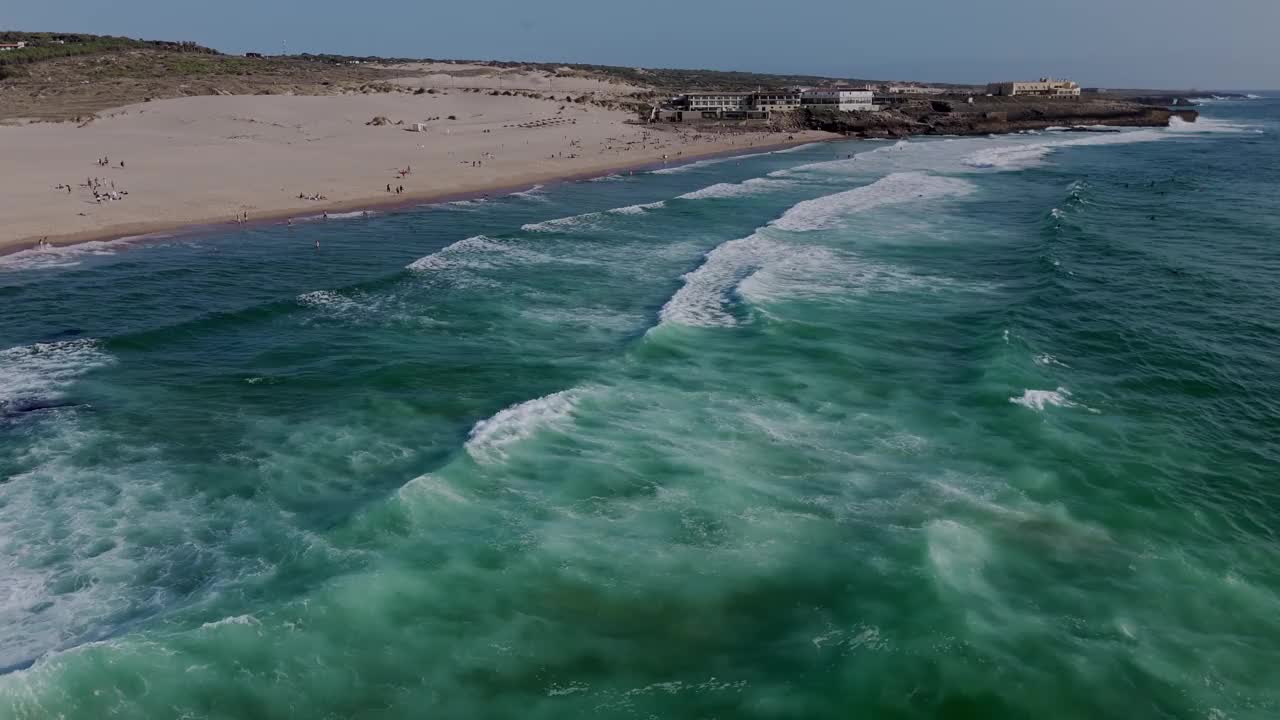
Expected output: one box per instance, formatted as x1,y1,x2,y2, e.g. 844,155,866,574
788,97,1197,139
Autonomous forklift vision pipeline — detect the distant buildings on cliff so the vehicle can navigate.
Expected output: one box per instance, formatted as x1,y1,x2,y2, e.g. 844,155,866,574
986,78,1081,97
663,87,878,121
657,75,1080,122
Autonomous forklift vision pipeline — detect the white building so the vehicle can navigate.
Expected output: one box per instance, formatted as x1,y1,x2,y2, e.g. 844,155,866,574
683,92,754,112
0,41,28,52
986,78,1081,97
801,87,878,111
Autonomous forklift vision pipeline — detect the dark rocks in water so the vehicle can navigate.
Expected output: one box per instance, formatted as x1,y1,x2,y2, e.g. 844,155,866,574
791,97,1196,139
1058,126,1123,133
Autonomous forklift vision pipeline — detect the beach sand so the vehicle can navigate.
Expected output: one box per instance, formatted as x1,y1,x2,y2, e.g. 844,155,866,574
0,88,833,252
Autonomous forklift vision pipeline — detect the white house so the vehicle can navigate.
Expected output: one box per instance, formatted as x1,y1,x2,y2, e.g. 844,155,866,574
0,41,28,52
683,92,755,112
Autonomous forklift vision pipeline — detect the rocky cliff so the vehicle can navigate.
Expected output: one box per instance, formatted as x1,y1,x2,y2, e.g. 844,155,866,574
782,97,1197,139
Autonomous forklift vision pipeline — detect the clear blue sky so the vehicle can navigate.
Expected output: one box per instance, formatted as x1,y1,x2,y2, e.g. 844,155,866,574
7,0,1277,89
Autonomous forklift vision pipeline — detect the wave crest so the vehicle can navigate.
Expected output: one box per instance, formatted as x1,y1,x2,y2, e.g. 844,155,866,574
771,172,975,232
466,389,583,463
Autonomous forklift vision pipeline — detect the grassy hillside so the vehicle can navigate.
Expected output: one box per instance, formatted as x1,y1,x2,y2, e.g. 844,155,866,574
0,32,214,78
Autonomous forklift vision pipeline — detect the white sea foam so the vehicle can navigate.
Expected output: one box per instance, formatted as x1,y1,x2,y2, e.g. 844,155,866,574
1010,387,1075,411
660,173,976,327
650,151,770,175
406,235,512,271
522,199,667,230
774,138,914,178
659,235,780,327
201,614,260,631
770,172,975,232
399,473,469,505
509,184,548,200
962,129,1171,170
0,240,123,272
738,246,957,308
609,200,666,215
521,212,598,232
927,519,994,599
677,177,790,201
1167,116,1262,134
774,142,823,154
0,339,112,408
297,288,442,327
466,389,582,463
297,289,363,312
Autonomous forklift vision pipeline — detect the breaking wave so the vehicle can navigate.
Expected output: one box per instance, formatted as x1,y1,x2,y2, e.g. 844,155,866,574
962,129,1172,169
609,201,666,215
406,235,513,271
465,389,583,463
0,339,112,410
1010,387,1075,411
678,178,791,201
650,151,771,175
509,184,548,200
770,172,975,232
0,240,124,272
659,173,974,328
522,200,666,231
658,234,781,328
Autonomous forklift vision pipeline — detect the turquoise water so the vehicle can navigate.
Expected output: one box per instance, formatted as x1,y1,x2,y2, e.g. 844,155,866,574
1,101,1278,719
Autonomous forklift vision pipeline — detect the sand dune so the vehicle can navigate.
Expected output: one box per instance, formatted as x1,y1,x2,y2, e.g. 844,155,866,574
0,89,828,251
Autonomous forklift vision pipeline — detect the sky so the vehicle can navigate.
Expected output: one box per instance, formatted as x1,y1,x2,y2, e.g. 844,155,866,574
6,0,1278,89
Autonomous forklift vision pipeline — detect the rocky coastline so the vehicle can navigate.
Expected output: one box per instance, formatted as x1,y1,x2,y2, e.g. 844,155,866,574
782,97,1198,139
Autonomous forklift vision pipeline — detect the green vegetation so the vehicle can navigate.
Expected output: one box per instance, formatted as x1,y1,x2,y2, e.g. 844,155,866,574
0,31,214,73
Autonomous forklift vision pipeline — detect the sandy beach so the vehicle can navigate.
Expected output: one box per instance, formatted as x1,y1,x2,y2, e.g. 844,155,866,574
0,76,833,253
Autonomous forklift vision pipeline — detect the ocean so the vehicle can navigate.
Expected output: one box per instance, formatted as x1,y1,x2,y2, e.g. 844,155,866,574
1,99,1277,719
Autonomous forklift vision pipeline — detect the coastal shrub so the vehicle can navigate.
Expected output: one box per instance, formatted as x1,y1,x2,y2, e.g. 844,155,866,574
0,35,215,68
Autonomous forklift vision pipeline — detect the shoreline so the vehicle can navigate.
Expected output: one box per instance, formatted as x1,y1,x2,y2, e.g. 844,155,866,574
1,135,832,260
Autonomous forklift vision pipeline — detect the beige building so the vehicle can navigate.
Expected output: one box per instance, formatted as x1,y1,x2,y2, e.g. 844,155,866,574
801,87,878,111
986,78,1081,97
753,91,802,114
887,85,949,95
